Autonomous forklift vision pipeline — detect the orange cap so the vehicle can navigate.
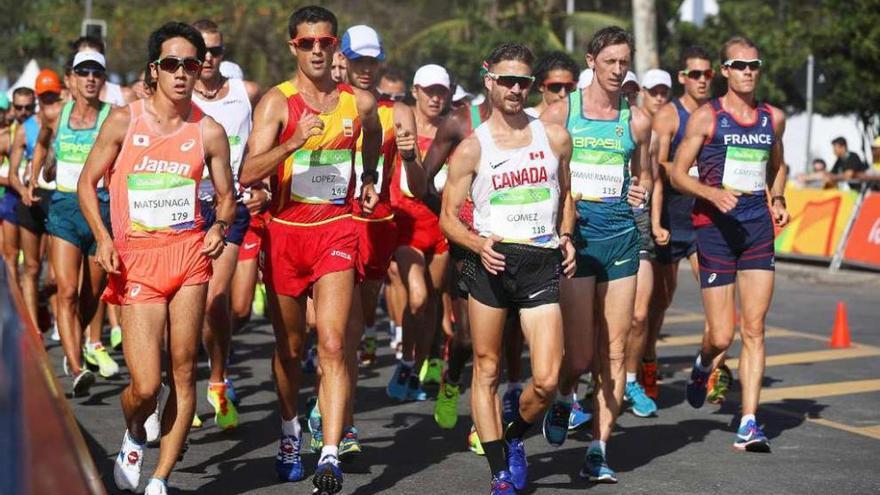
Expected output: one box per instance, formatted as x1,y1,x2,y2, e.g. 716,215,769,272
35,69,62,96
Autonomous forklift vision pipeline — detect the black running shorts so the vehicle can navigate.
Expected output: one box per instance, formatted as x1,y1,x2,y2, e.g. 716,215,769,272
462,242,562,310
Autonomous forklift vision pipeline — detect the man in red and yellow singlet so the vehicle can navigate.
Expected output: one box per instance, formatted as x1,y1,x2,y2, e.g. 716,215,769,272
78,22,235,493
238,6,382,492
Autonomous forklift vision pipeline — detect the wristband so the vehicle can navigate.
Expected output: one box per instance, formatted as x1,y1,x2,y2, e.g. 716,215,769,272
400,150,416,162
360,170,379,186
771,195,786,206
560,232,573,240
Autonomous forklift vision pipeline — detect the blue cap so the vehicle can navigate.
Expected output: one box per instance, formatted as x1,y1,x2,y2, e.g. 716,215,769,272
340,25,385,61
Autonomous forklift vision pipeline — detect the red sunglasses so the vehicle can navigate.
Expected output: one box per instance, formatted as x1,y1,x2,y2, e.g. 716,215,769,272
292,36,338,51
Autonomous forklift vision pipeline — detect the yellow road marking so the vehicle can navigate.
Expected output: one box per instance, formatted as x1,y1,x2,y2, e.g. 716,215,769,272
804,418,880,441
726,345,880,370
760,379,880,402
657,327,799,347
660,313,706,325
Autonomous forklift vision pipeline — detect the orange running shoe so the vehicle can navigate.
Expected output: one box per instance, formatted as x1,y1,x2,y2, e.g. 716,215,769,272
641,360,659,400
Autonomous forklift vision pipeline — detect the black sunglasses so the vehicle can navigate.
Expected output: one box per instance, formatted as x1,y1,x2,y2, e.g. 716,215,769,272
682,69,714,80
74,67,106,78
14,104,35,111
544,82,575,93
724,59,762,71
206,45,225,57
154,56,203,74
378,91,406,102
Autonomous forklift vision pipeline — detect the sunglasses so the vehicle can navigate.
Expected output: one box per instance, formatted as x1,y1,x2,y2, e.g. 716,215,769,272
154,56,203,74
681,69,714,80
74,67,106,78
378,91,406,102
487,72,535,89
723,59,762,71
292,36,338,51
544,81,576,93
206,45,224,57
13,104,35,111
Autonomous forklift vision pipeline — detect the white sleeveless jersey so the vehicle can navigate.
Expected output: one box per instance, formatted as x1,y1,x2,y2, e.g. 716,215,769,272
192,78,253,198
102,82,128,107
471,118,560,248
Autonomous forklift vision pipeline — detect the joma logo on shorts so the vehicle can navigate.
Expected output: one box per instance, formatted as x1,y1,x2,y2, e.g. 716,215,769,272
133,155,192,176
330,250,352,261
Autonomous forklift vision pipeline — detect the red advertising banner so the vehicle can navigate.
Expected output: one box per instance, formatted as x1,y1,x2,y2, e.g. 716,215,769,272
842,191,880,268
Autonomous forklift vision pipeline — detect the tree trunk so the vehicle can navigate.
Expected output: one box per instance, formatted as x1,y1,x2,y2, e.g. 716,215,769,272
632,0,659,78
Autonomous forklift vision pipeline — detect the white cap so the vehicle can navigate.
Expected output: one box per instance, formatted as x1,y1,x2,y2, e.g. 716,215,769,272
341,25,385,61
73,51,106,69
220,60,244,79
577,68,593,89
413,64,450,89
642,69,672,89
471,94,485,106
623,71,639,87
452,84,473,102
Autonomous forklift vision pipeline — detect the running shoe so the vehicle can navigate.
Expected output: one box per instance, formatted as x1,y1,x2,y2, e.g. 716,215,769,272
207,382,239,430
359,336,377,366
624,381,658,417
707,364,733,405
502,387,523,424
72,369,96,397
312,457,343,494
386,362,412,401
110,325,123,350
580,447,617,483
506,437,528,490
275,434,305,482
542,400,571,446
302,345,319,374
83,343,120,378
114,430,144,491
468,425,484,455
144,477,167,495
50,324,60,342
685,357,711,409
490,470,517,495
734,419,771,453
419,358,444,385
338,426,362,462
641,359,658,399
252,282,266,316
309,402,323,452
568,400,592,430
224,377,240,406
145,385,168,445
434,378,461,429
191,413,203,428
407,374,428,401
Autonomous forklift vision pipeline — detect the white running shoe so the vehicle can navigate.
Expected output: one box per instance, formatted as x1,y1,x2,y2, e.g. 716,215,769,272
145,385,169,445
114,430,145,491
50,324,60,342
144,477,168,495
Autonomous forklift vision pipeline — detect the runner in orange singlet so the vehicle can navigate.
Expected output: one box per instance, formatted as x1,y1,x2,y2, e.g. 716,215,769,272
238,6,382,493
77,22,234,495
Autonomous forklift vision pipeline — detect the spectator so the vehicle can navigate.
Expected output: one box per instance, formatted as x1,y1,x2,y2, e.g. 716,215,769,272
830,136,868,190
871,136,880,174
796,158,832,189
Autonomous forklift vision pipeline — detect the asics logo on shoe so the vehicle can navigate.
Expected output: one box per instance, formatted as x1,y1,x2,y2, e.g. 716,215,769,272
613,258,631,266
180,139,196,152
528,287,549,299
127,451,140,464
330,249,352,261
708,273,717,284
133,134,150,147
130,284,142,298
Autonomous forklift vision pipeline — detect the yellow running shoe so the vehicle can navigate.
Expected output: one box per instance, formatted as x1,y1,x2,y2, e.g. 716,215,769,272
468,425,484,455
434,379,460,429
191,413,203,428
83,343,119,378
419,358,444,385
207,382,239,430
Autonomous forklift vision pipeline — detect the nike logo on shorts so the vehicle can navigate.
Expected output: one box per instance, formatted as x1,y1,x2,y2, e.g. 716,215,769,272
528,288,549,299
244,243,258,250
613,258,631,267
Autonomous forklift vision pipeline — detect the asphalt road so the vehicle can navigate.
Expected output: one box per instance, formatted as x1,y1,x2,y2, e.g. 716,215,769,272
50,262,880,494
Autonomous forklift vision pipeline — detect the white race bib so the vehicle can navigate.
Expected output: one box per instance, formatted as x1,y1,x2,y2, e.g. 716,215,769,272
290,149,352,204
722,146,768,193
354,153,384,195
434,164,448,193
570,149,625,202
128,173,197,231
56,160,103,192
489,186,556,245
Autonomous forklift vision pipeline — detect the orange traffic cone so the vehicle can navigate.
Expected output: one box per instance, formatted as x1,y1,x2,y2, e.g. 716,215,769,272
829,301,852,348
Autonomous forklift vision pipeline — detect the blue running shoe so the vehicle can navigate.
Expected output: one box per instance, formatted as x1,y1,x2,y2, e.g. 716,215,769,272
224,377,239,406
386,362,412,401
542,400,571,446
685,357,711,409
502,387,522,424
406,374,428,401
312,458,343,494
568,400,592,430
490,470,517,495
625,381,658,417
734,419,771,453
579,447,617,483
308,403,323,452
275,434,305,482
303,346,318,374
506,437,527,491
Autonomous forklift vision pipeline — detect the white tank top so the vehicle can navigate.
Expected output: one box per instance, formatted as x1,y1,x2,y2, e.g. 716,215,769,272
102,82,127,107
192,78,253,198
471,118,560,249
